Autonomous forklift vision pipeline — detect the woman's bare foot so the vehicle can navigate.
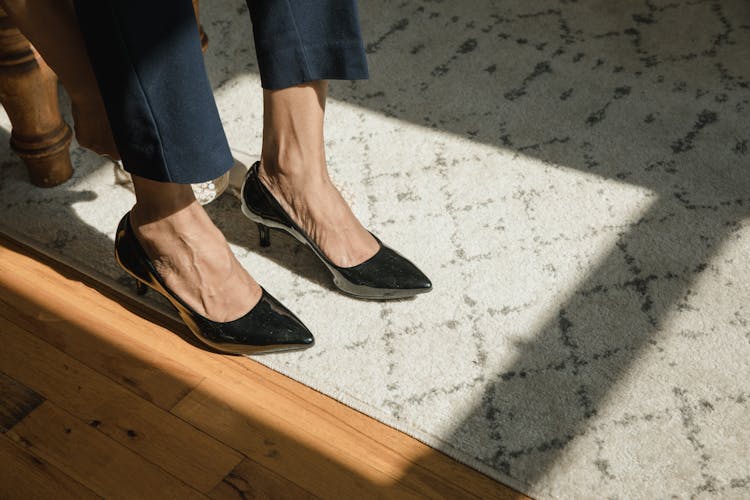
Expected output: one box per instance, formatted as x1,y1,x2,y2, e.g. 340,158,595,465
261,81,380,268
130,176,262,323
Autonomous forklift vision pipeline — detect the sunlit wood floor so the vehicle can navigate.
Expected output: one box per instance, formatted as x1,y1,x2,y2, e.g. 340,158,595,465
0,232,527,499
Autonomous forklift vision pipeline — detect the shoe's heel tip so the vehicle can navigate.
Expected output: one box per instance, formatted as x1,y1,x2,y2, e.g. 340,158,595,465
135,280,148,295
257,223,271,247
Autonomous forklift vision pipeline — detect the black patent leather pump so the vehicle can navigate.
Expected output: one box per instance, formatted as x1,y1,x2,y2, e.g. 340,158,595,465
240,161,432,299
114,210,314,355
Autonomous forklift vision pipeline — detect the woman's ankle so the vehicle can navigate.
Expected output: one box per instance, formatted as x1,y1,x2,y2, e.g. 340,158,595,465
259,152,330,191
131,176,198,225
260,80,329,185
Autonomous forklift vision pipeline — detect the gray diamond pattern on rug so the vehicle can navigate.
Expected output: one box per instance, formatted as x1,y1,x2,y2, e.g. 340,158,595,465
1,1,749,498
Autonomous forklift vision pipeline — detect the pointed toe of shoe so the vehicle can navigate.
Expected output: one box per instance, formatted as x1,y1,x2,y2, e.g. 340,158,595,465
400,265,432,292
332,242,433,299
201,288,315,354
266,307,315,349
187,288,315,355
384,252,432,295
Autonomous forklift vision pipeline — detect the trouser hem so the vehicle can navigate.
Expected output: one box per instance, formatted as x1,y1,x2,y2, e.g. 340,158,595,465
255,40,369,90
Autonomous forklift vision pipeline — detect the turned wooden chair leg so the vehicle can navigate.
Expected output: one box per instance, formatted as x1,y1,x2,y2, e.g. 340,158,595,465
192,0,209,53
0,2,204,188
0,7,73,187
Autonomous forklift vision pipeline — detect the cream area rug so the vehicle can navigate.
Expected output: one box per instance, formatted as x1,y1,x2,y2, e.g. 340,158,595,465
1,0,749,498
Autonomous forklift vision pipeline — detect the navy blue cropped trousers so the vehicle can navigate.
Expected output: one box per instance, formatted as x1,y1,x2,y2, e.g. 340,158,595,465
73,0,369,184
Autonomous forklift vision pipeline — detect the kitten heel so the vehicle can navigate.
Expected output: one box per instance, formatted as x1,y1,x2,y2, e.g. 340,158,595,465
257,223,271,247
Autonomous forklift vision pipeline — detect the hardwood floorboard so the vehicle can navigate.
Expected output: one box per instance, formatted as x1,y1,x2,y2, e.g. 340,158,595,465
5,401,205,499
0,315,243,493
173,378,402,498
0,434,101,500
0,251,204,411
174,378,469,499
222,356,516,500
0,232,528,499
0,371,44,433
208,457,317,500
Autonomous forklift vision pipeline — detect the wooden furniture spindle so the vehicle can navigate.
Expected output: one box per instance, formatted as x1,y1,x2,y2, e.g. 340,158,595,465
0,2,208,188
0,5,73,187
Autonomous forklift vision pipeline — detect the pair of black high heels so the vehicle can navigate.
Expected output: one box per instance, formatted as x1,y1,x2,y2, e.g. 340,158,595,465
114,161,431,355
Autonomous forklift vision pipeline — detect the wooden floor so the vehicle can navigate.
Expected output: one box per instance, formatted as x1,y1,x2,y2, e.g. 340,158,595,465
0,232,527,499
